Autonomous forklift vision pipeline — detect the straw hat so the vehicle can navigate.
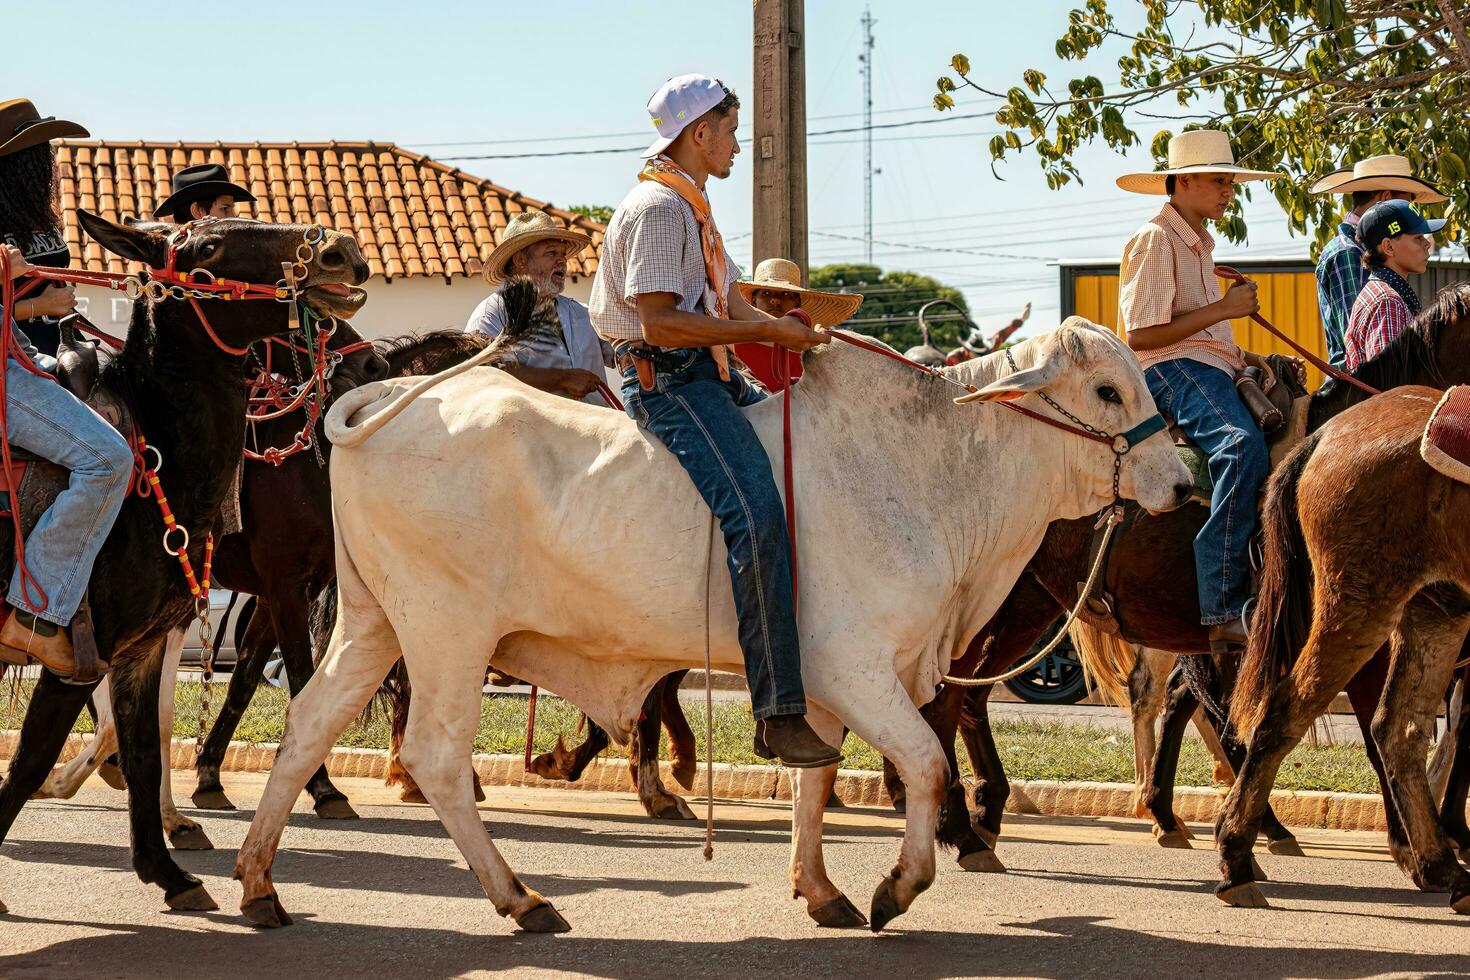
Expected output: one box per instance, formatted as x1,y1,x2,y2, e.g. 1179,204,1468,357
483,210,593,284
1307,154,1446,204
736,258,863,327
1116,130,1281,196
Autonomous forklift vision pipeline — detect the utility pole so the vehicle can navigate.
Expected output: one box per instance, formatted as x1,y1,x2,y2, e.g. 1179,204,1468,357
859,5,875,265
752,0,808,280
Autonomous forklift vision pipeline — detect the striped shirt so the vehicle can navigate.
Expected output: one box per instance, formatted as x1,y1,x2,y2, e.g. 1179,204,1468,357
1118,203,1245,376
1344,276,1414,370
588,180,740,343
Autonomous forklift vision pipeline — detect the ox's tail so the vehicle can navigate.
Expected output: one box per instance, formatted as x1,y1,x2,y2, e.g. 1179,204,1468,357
1068,618,1136,708
325,278,540,448
1231,433,1320,738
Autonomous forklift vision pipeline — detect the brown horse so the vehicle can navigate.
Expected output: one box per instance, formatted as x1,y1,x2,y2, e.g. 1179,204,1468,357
923,286,1470,872
1220,387,1470,913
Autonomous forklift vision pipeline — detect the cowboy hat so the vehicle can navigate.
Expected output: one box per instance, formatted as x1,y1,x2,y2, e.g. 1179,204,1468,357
1307,154,1447,204
483,210,593,284
1116,130,1280,196
736,258,863,327
152,163,257,219
0,99,88,158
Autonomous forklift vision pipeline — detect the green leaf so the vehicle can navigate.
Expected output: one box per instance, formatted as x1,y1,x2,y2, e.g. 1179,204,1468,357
1023,68,1047,94
951,53,971,77
933,93,956,112
937,76,955,93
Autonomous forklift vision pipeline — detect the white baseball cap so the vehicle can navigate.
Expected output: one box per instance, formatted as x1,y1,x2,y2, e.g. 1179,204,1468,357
642,74,730,158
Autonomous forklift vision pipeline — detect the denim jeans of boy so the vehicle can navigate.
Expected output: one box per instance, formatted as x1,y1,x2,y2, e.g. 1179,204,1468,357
621,348,806,720
1144,358,1268,625
4,357,133,625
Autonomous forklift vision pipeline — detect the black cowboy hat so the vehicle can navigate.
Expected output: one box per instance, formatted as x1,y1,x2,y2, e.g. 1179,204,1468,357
0,99,88,158
152,163,256,218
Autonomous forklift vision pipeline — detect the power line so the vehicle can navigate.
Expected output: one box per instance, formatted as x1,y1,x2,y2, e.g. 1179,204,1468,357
811,229,1056,262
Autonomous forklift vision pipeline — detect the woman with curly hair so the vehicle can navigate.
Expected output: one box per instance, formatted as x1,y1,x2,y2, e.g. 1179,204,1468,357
0,98,133,681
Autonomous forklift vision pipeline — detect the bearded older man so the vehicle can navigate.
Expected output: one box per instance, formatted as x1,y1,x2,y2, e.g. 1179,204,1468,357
465,210,612,401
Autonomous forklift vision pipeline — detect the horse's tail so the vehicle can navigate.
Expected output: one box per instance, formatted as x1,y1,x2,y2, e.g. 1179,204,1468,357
1231,433,1320,738
325,278,539,448
1068,618,1136,708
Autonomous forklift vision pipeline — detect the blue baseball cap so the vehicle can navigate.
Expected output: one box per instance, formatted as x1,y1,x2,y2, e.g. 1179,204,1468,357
1359,199,1446,251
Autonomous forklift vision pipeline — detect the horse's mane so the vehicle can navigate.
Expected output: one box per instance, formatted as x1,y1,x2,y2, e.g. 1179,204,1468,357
377,278,542,378
1308,284,1470,429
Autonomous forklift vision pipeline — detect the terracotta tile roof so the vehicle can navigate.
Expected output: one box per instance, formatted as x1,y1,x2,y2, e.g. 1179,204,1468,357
54,141,605,282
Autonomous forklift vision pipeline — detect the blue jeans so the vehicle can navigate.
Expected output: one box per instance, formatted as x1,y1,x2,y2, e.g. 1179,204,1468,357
1144,358,1268,625
4,357,133,625
621,348,806,721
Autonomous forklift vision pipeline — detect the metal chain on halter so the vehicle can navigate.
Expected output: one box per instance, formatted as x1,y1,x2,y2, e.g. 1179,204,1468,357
195,593,215,755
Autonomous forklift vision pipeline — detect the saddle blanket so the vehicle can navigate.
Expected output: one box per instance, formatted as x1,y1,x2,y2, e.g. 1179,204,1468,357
1421,386,1470,485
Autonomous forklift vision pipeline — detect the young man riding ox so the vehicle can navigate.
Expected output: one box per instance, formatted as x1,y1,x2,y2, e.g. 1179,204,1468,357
1116,129,1302,651
589,74,839,768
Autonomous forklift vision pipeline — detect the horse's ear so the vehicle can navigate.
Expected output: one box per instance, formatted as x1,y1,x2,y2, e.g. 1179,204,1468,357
955,359,1060,404
78,210,167,267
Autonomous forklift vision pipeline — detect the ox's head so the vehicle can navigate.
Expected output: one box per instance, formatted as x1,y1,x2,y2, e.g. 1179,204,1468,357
957,317,1193,515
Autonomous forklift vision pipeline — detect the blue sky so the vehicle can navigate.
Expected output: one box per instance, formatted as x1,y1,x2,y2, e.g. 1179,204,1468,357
5,0,1314,332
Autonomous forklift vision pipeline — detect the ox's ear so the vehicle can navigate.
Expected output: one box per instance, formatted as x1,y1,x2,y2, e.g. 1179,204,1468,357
954,356,1060,404
78,209,168,268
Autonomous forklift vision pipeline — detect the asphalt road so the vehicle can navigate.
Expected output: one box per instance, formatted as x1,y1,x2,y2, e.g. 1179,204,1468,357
1,772,1467,979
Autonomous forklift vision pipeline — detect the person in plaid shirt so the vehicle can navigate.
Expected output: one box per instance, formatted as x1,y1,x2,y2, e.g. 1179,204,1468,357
1344,200,1445,370
1310,155,1445,368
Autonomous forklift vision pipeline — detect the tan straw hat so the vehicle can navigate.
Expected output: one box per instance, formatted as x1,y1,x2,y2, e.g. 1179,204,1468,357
736,258,863,327
483,210,593,284
1307,154,1446,204
1116,130,1280,196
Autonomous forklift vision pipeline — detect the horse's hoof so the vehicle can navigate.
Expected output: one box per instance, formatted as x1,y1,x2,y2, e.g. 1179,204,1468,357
1250,856,1269,882
472,778,486,803
314,796,359,820
398,786,429,805
957,848,1006,874
975,826,998,848
165,883,218,912
1155,829,1193,849
651,797,695,821
824,791,845,809
1266,837,1304,857
191,788,235,811
98,761,127,790
890,796,906,815
809,894,867,928
525,755,559,781
1217,882,1270,909
1452,887,1470,915
168,824,214,851
515,901,571,934
242,894,293,928
672,762,698,792
869,876,904,933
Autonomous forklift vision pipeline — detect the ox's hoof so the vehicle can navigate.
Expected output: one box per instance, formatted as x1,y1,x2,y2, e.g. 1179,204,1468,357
515,901,571,934
672,761,698,792
1250,856,1269,882
314,796,359,821
242,894,293,928
398,785,429,805
165,883,218,912
1216,882,1270,909
825,790,845,810
98,760,127,790
869,876,904,933
191,788,235,811
809,894,867,928
1155,828,1193,849
168,824,214,851
957,848,1006,874
1266,836,1304,857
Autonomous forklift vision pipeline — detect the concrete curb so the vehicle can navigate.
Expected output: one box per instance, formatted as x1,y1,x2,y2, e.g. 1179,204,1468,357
4,730,1388,834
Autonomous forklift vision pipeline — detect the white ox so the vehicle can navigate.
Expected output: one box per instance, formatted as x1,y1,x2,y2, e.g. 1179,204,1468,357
234,318,1191,933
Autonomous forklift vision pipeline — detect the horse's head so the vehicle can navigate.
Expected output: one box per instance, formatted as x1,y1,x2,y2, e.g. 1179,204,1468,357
324,318,389,397
78,210,369,351
958,317,1193,515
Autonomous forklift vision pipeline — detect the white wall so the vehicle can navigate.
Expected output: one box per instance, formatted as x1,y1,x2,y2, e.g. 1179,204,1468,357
73,273,597,343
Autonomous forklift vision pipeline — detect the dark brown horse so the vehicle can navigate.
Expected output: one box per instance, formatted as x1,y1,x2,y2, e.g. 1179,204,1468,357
0,213,368,914
923,287,1470,876
1221,386,1470,913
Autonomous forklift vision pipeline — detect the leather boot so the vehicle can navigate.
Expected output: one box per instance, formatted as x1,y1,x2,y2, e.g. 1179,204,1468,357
753,715,843,769
0,608,77,679
1208,616,1249,653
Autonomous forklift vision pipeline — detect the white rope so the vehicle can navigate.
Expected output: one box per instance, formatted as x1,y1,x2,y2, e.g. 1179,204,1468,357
942,507,1123,687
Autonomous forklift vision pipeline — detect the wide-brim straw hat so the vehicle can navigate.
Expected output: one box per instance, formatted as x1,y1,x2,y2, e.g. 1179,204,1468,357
1116,130,1281,196
0,98,88,158
483,210,593,284
736,258,864,327
1308,154,1447,204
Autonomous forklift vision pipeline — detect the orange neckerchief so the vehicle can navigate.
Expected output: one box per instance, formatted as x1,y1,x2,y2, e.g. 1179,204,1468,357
638,155,732,380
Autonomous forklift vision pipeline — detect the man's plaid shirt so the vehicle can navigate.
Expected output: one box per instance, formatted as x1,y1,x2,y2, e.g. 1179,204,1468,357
1315,218,1366,369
